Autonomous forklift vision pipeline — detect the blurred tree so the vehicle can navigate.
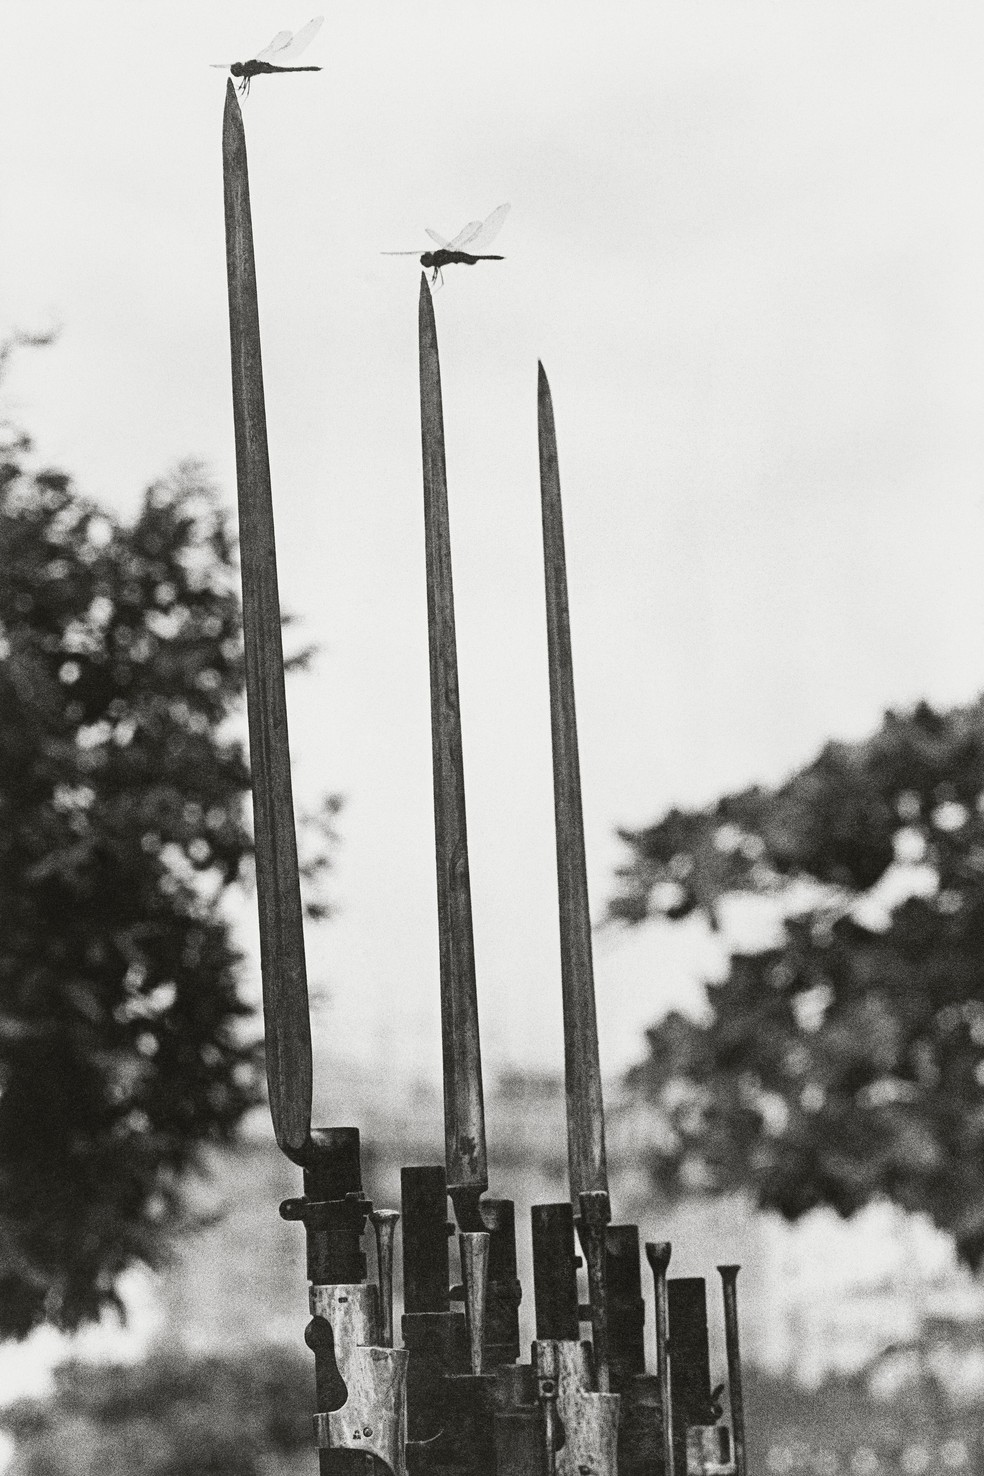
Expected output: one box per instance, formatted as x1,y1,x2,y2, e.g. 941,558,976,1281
0,1345,312,1475
611,698,984,1268
12,1356,971,1476
0,386,336,1338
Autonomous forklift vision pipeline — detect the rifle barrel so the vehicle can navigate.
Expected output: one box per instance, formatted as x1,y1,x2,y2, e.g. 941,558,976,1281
537,363,608,1201
222,80,312,1161
418,276,488,1203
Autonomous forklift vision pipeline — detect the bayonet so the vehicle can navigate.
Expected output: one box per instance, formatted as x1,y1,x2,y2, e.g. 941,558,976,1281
418,276,525,1352
223,83,406,1476
537,361,608,1205
222,77,312,1163
537,365,673,1476
418,274,488,1226
416,277,529,1473
537,362,613,1398
537,361,746,1476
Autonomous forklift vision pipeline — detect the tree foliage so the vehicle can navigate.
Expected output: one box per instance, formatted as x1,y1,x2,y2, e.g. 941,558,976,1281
611,699,984,1267
0,424,284,1339
6,1354,982,1476
0,1345,312,1476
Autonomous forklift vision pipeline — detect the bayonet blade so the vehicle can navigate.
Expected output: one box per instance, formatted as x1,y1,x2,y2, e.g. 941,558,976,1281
222,81,312,1161
537,362,608,1202
418,276,488,1203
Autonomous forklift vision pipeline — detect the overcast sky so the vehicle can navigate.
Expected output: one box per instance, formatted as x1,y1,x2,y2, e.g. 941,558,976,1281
5,2,984,1125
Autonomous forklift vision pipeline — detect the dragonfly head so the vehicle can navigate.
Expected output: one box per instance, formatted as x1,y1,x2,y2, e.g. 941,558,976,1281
420,252,435,269
229,61,246,77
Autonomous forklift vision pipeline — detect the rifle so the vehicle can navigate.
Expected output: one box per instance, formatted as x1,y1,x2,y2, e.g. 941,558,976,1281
223,83,407,1476
536,364,660,1476
536,366,747,1476
222,80,751,1476
409,277,538,1476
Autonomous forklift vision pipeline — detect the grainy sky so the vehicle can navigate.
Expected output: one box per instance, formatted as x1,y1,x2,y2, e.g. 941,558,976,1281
5,2,984,1124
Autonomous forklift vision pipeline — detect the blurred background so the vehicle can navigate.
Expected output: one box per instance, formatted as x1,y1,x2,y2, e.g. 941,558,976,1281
3,0,984,1472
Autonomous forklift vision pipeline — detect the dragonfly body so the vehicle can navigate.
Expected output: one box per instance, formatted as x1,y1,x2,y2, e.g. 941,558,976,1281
385,204,510,287
215,17,324,94
421,249,504,273
230,59,321,88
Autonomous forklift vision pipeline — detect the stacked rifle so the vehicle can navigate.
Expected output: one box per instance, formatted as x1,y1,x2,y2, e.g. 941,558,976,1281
222,81,749,1476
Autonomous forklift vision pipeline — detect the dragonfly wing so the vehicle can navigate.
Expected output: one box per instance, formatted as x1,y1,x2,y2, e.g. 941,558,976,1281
466,203,510,252
424,228,451,248
447,219,483,250
256,15,324,63
254,29,293,61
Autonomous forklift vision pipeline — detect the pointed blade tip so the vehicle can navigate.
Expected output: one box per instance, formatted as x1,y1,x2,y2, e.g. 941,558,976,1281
537,365,555,429
222,77,244,143
418,272,436,331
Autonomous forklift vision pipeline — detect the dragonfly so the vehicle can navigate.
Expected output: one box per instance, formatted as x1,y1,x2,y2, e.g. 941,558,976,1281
212,17,324,95
383,204,511,288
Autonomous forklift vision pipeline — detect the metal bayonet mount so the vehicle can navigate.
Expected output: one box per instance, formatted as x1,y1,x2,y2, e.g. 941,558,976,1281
281,1129,409,1476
